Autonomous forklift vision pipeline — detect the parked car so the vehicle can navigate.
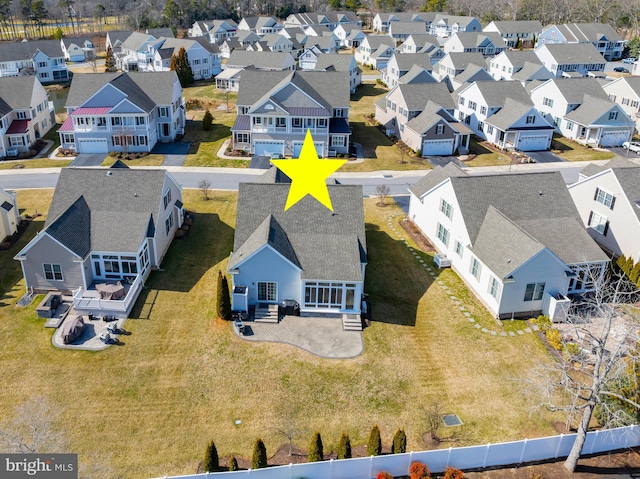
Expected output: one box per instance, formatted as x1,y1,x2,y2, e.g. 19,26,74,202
622,58,636,64
613,67,630,73
623,141,640,153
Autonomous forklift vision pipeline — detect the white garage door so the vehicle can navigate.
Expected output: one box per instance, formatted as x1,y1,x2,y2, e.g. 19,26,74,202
518,135,549,151
77,138,108,153
293,141,324,158
254,141,285,157
600,131,628,147
422,139,454,156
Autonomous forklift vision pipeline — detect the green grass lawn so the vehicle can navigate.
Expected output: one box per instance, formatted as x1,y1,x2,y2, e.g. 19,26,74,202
101,154,165,167
182,111,250,168
0,158,72,170
0,190,561,479
551,136,616,162
463,138,512,168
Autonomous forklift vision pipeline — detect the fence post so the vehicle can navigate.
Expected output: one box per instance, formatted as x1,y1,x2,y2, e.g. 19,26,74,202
519,438,527,464
446,447,452,468
247,468,251,477
289,463,293,479
482,444,490,468
369,455,374,479
590,430,598,454
330,458,334,479
555,434,563,458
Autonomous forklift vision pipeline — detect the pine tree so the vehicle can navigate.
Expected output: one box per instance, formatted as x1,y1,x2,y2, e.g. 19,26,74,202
337,432,351,459
221,276,232,320
392,428,406,454
170,46,194,87
367,425,382,456
252,438,267,469
216,271,225,319
308,432,323,462
203,110,213,131
105,45,117,72
204,440,219,472
228,456,238,471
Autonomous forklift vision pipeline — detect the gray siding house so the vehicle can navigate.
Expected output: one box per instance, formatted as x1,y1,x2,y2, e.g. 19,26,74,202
228,169,367,316
14,163,184,318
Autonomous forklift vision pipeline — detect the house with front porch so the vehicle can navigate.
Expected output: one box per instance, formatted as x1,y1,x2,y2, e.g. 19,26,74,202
60,37,95,62
534,43,606,78
58,71,185,154
373,12,434,32
568,158,640,262
381,53,436,88
148,37,222,79
334,24,364,48
537,23,625,61
0,187,20,241
188,19,237,44
529,77,634,146
456,80,554,151
354,34,396,69
400,34,443,58
602,77,640,134
408,164,610,320
237,16,283,35
0,76,54,158
429,14,482,38
483,20,542,48
228,170,366,318
116,32,158,72
443,32,507,57
14,163,184,318
0,40,69,83
231,70,351,158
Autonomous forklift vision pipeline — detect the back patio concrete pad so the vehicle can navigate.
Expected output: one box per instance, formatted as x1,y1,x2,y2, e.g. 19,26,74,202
234,315,364,359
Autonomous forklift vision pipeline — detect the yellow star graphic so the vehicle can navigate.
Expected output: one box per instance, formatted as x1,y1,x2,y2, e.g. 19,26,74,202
271,129,346,212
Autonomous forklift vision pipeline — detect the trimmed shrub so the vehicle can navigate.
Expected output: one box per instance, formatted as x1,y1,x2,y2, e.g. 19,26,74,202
252,438,267,469
367,425,382,456
534,314,552,332
308,432,323,462
409,462,431,479
216,271,224,319
377,472,393,479
204,440,219,472
392,428,406,454
443,467,464,479
337,432,352,459
546,328,563,350
221,276,232,320
409,461,431,479
563,342,581,359
228,456,238,471
203,110,213,131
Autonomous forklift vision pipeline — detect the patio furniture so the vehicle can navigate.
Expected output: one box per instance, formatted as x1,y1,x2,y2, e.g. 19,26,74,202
95,282,125,300
61,315,85,344
235,318,245,335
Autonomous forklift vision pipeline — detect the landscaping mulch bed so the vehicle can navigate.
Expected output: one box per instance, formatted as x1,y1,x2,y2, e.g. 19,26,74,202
400,217,436,253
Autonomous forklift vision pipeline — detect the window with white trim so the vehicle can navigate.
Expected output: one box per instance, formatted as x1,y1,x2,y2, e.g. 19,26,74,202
480,105,487,115
165,212,174,235
470,257,480,280
595,188,615,209
525,115,535,124
468,100,477,111
609,111,618,120
542,97,554,107
331,136,345,147
588,211,609,235
440,198,453,219
436,124,444,135
524,282,545,301
257,281,277,302
454,240,463,257
436,222,449,246
43,264,63,281
489,276,499,298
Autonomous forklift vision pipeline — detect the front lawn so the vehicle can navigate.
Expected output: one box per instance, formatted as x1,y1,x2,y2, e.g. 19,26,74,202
101,154,165,167
0,158,72,170
0,191,560,479
551,136,615,162
463,138,511,168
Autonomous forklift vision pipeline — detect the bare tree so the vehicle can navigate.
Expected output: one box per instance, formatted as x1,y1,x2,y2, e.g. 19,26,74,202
0,396,66,453
376,184,391,206
424,401,443,443
198,179,211,200
272,405,305,456
523,270,640,473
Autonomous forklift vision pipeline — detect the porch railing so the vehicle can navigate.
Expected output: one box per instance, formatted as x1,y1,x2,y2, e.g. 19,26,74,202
72,275,143,314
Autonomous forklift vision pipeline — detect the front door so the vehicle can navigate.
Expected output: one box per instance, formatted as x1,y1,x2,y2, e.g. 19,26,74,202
162,123,170,137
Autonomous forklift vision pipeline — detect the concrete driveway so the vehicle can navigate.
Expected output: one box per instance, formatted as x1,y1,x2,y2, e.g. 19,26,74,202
69,154,105,167
151,142,191,166
608,146,640,159
527,150,565,163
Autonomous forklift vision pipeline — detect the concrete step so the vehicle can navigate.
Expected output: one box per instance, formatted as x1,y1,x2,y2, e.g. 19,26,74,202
255,306,279,323
343,314,363,331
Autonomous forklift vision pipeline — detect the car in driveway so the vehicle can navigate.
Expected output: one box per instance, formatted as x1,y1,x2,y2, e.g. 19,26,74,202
622,58,636,64
623,141,640,153
613,66,630,73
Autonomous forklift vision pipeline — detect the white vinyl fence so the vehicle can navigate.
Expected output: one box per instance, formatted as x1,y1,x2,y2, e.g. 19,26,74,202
153,425,640,479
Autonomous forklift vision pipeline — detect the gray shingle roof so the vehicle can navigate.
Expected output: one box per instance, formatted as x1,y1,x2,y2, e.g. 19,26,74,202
398,65,436,84
580,157,638,178
66,72,177,111
497,50,541,69
440,52,487,70
405,100,450,134
391,53,434,72
230,181,366,281
468,80,533,107
450,171,609,265
237,70,349,109
486,20,542,35
313,53,356,72
557,23,623,43
0,39,64,62
543,77,609,104
362,34,395,50
390,22,428,35
511,61,552,81
538,43,606,64
121,32,156,52
397,82,455,111
0,76,36,115
485,98,547,131
227,50,294,69
43,167,172,256
409,162,468,197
